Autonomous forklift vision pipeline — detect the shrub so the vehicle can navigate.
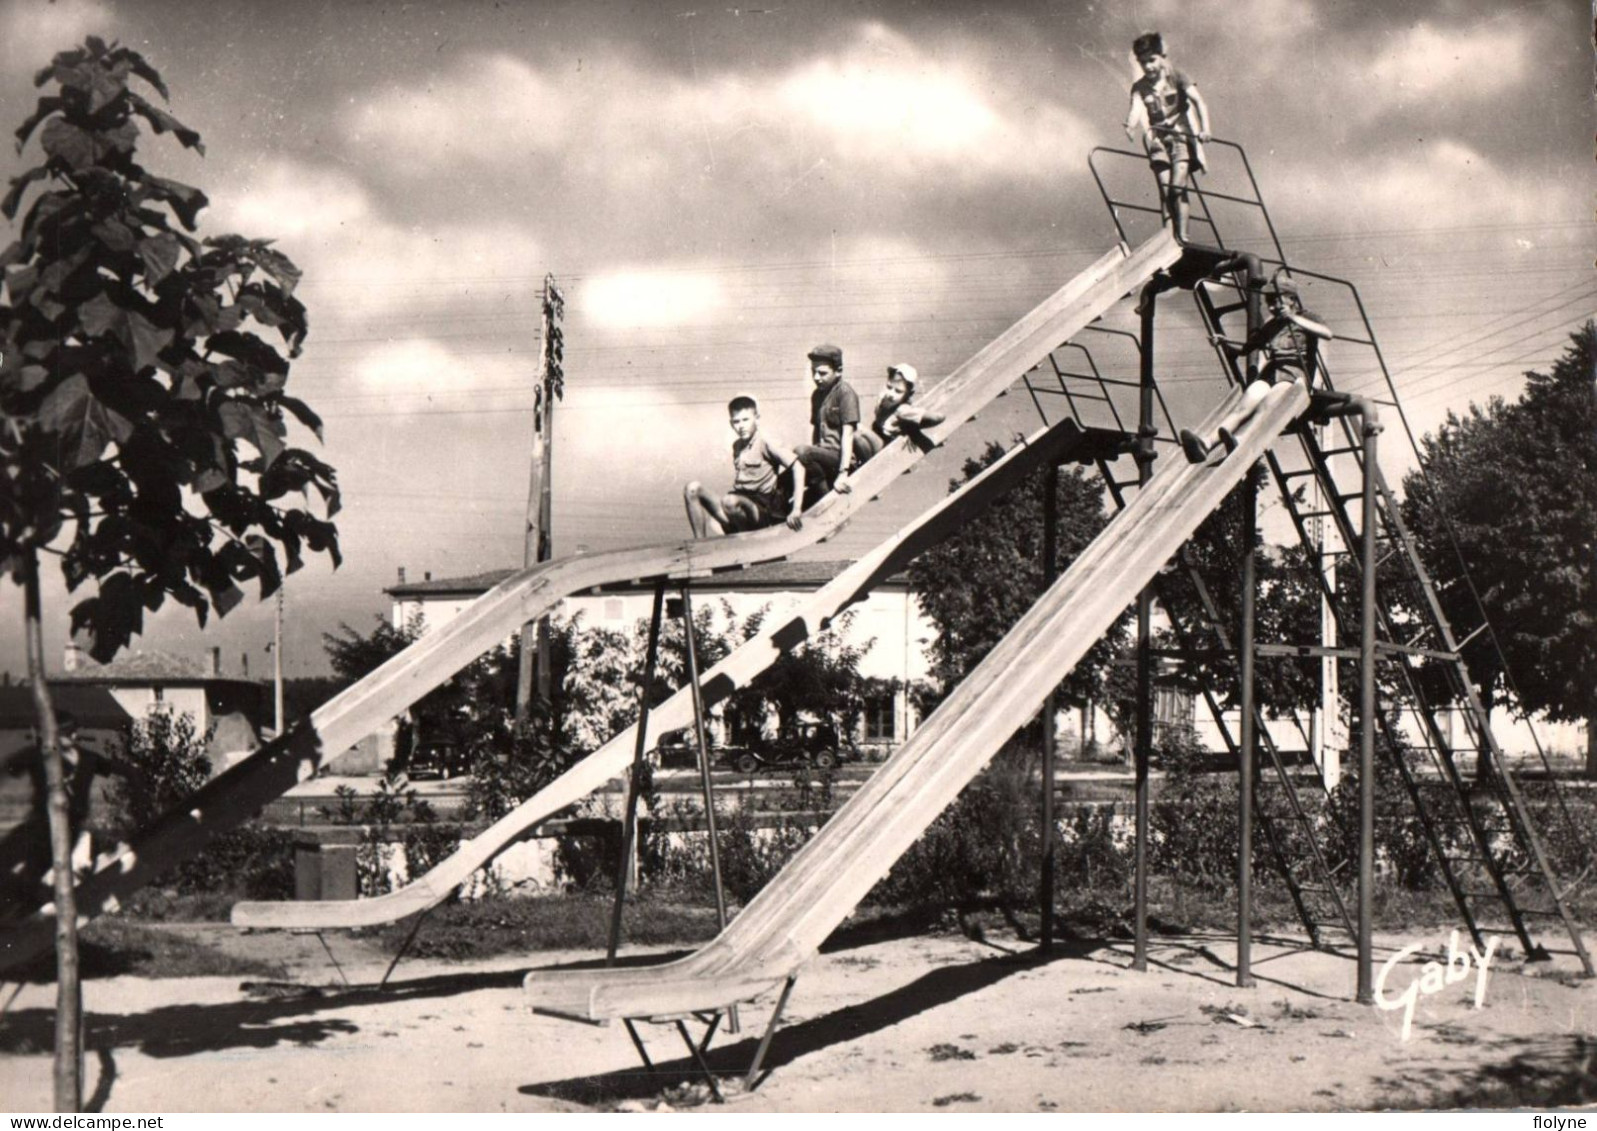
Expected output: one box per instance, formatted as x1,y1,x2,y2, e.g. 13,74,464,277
872,741,1044,913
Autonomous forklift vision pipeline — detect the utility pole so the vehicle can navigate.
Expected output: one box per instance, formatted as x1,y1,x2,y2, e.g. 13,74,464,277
517,275,565,717
273,583,284,736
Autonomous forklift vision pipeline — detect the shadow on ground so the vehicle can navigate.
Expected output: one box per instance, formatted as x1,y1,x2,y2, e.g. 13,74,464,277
1374,1033,1597,1109
519,937,1102,1106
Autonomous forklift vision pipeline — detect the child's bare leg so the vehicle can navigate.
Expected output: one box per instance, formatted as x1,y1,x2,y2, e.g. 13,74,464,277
1154,165,1175,233
1167,154,1191,242
683,481,727,539
720,493,762,533
1179,381,1272,464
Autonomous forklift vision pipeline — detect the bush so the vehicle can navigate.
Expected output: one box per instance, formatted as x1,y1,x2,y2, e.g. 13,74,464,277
872,741,1044,913
148,824,296,904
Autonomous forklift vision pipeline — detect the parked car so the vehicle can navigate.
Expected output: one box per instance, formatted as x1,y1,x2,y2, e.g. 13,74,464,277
722,721,846,774
648,727,747,771
406,739,469,780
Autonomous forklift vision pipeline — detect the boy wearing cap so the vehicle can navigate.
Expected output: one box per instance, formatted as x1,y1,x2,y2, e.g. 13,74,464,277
852,363,946,465
1180,272,1333,462
795,344,863,497
684,394,806,537
1124,31,1211,243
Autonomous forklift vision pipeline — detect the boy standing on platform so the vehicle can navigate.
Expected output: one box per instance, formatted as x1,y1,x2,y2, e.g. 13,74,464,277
1124,31,1211,243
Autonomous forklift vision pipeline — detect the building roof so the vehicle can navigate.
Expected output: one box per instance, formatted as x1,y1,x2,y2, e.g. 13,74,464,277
0,685,133,731
388,559,913,599
56,649,260,688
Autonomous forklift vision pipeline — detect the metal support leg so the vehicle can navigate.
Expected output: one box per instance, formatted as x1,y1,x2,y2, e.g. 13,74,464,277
1237,466,1258,988
1357,411,1382,1004
379,905,433,990
312,931,350,988
1040,462,1059,952
675,1019,725,1103
1133,281,1158,971
745,975,798,1092
623,1019,655,1071
609,581,667,965
681,585,738,1034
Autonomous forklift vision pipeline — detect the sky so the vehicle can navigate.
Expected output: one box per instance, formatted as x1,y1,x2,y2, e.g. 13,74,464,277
0,0,1591,680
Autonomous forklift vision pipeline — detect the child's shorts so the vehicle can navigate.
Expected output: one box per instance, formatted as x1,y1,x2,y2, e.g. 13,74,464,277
1147,132,1193,172
729,488,785,529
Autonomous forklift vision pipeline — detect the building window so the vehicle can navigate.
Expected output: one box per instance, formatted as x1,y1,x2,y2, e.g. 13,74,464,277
152,685,164,703
1152,685,1194,735
864,695,896,742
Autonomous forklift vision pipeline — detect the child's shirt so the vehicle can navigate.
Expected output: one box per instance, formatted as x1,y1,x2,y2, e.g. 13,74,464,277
870,396,903,441
1130,69,1197,134
731,434,783,498
810,379,861,450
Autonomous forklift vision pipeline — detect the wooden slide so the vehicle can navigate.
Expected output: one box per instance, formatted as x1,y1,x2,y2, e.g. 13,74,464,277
0,232,1182,969
523,380,1310,1023
231,417,1113,929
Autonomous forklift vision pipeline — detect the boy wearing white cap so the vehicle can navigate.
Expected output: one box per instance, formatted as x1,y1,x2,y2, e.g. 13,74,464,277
852,363,946,465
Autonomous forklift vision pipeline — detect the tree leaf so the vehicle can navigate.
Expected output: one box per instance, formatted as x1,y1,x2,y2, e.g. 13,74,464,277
78,291,174,371
217,399,285,469
1,166,49,221
144,175,208,231
40,118,96,171
136,233,181,285
87,63,125,114
71,571,146,662
37,373,135,470
126,92,203,154
207,329,288,376
278,395,324,441
13,95,65,150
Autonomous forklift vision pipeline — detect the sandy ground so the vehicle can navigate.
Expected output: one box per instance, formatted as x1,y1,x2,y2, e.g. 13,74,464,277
2,922,1594,1113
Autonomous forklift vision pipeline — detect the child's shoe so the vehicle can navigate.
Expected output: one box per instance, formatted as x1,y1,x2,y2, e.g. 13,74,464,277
1179,429,1210,464
1218,426,1239,453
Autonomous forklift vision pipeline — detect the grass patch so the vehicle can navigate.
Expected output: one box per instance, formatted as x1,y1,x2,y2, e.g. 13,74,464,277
380,889,724,960
6,919,287,982
927,1043,976,1062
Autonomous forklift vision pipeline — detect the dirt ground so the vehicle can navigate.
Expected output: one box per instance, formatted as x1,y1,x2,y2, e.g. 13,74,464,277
2,922,1594,1113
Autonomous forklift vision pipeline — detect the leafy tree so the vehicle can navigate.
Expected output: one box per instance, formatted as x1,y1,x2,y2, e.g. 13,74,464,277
1149,472,1325,723
105,705,212,837
1400,324,1597,773
0,40,337,1108
908,439,1126,713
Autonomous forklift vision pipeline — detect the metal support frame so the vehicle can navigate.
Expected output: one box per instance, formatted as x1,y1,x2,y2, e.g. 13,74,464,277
613,974,799,1104
679,584,738,1034
1357,404,1382,1003
1132,280,1158,971
378,905,433,990
1040,462,1059,952
608,581,667,964
1236,464,1258,988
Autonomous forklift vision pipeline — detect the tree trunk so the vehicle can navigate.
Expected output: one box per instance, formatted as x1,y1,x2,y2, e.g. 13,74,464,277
1586,717,1596,781
24,553,82,1112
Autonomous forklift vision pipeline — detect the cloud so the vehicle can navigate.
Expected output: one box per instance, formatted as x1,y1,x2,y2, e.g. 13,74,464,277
342,53,570,168
0,0,114,78
1280,137,1582,233
581,270,727,330
1359,21,1531,117
339,21,1096,197
206,158,542,323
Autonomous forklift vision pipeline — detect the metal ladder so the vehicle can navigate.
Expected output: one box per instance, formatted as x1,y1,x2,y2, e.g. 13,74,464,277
1086,134,1592,972
1022,333,1357,948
